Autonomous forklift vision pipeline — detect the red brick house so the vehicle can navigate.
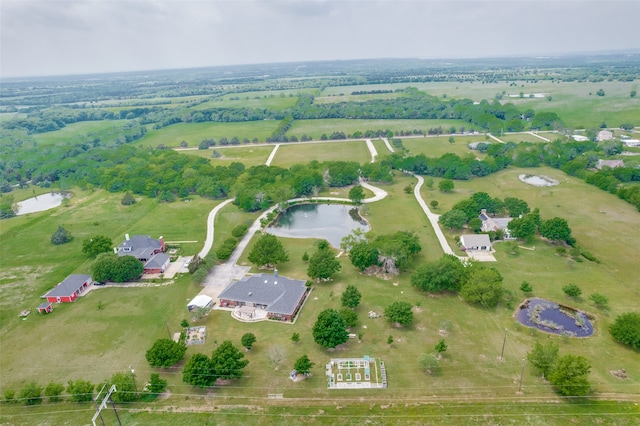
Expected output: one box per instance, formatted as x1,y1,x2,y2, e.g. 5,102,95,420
218,271,308,322
43,274,92,303
116,234,168,274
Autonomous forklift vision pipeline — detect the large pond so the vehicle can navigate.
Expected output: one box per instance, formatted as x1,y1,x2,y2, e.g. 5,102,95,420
15,193,69,215
266,203,370,248
515,298,594,337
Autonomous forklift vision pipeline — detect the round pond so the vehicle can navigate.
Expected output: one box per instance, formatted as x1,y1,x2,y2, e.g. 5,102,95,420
515,298,594,337
15,193,69,215
266,203,369,248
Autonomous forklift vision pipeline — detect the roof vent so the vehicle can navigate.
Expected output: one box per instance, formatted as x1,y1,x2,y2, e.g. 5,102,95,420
274,281,278,285
248,292,252,296
264,280,268,284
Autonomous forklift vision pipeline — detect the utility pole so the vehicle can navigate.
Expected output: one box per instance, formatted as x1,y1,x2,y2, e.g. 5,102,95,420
129,364,137,395
499,329,507,361
518,358,527,393
165,319,171,339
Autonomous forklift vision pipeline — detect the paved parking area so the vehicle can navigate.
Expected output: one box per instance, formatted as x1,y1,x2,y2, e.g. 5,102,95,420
466,250,497,262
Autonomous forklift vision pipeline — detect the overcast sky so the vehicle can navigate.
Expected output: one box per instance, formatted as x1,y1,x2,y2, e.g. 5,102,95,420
1,0,639,78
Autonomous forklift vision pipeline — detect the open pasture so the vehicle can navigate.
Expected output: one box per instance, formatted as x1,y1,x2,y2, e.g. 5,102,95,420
402,135,489,158
314,91,408,104
179,144,274,167
30,119,133,146
135,121,279,147
271,140,371,167
288,118,470,140
189,93,299,111
499,132,553,144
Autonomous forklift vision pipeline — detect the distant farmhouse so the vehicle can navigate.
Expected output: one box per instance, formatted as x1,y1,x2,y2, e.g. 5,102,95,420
479,209,513,239
595,159,625,170
218,270,309,322
571,135,590,142
116,234,169,274
596,130,614,142
43,274,92,303
622,139,640,147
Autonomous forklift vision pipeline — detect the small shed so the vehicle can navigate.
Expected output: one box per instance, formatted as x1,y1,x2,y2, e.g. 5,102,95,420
37,302,53,314
187,295,214,312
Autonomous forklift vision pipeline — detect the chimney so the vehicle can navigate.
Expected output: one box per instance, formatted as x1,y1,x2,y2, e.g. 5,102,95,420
159,236,165,251
274,268,278,278
125,233,130,241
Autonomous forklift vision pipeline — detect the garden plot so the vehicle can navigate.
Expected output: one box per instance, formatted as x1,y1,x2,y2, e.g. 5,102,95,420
185,326,206,346
326,356,387,389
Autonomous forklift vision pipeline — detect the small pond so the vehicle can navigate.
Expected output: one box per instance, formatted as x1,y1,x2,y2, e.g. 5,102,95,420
515,298,594,337
266,203,369,248
15,193,69,215
519,174,559,187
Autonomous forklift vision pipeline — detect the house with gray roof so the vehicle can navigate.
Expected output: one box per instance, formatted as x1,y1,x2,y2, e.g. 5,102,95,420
595,159,624,170
479,209,514,239
460,234,492,252
218,271,309,322
116,234,168,274
43,274,92,303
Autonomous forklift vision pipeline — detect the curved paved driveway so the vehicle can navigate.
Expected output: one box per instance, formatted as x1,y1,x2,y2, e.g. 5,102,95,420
412,174,455,256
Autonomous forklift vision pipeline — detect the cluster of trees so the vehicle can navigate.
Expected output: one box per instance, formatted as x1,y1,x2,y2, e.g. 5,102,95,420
342,230,422,273
182,341,249,387
307,240,341,281
146,338,187,368
385,151,503,180
609,312,640,350
528,341,591,396
3,372,167,406
411,255,505,308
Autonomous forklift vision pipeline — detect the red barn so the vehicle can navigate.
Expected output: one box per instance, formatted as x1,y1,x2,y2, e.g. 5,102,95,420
44,274,92,303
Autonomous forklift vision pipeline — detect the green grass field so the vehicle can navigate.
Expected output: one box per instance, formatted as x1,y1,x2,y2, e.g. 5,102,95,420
30,119,133,146
136,121,280,147
401,135,489,158
288,119,470,139
271,140,371,167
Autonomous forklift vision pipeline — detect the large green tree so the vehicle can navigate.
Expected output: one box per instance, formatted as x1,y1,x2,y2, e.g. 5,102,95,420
527,341,559,378
82,235,114,257
241,332,257,350
540,217,574,244
340,284,362,308
312,309,349,349
609,312,640,350
91,253,143,283
108,371,138,403
349,240,378,271
247,233,289,268
307,242,341,281
411,254,466,293
507,214,537,240
182,353,214,388
460,266,504,308
384,301,413,326
146,338,187,368
439,209,467,229
210,340,249,380
548,355,591,396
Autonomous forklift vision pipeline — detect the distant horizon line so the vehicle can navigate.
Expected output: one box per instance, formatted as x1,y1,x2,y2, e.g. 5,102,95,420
3,48,639,81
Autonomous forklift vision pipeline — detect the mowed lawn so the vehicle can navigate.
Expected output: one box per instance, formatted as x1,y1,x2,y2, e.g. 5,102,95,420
271,140,371,167
135,121,279,148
